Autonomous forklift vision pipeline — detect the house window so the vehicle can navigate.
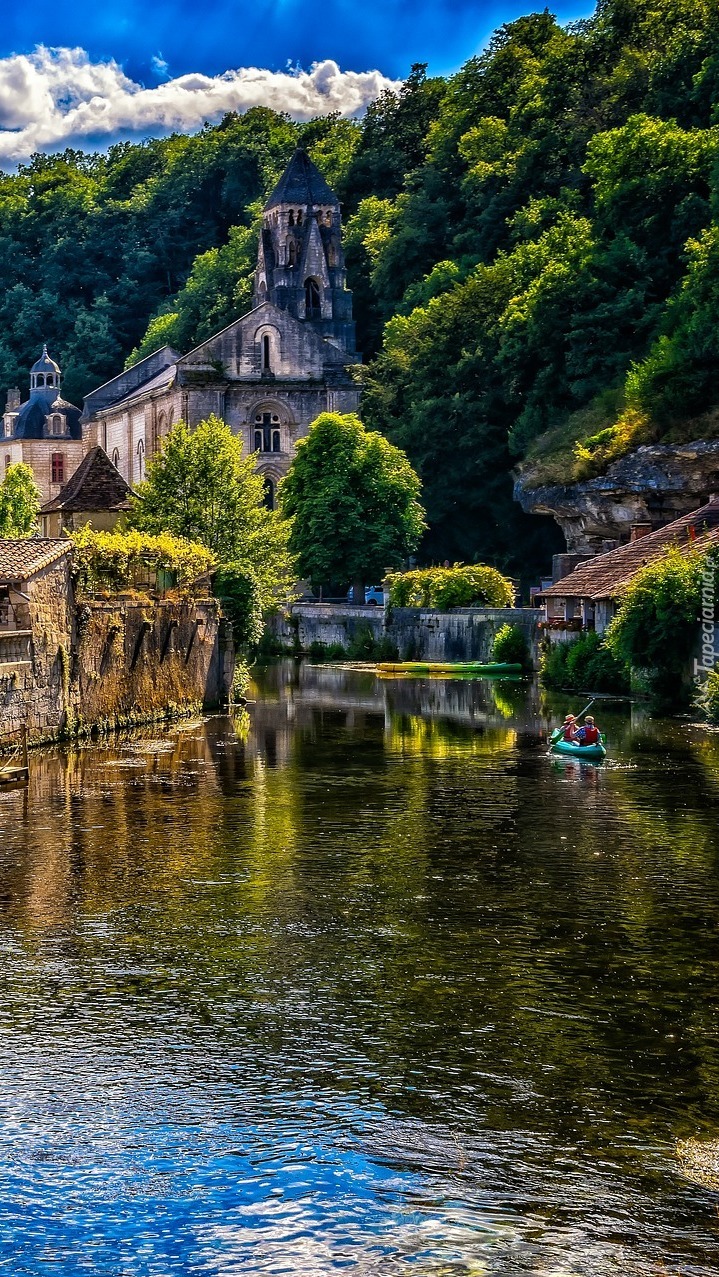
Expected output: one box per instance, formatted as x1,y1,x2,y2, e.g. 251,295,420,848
253,412,281,452
304,277,321,319
51,453,64,485
50,414,63,435
136,438,145,481
262,334,271,371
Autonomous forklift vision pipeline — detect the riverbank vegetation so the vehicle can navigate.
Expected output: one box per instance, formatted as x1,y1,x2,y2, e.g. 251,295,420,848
386,564,514,609
1,0,717,570
279,412,425,597
0,464,40,538
70,526,215,595
130,415,296,649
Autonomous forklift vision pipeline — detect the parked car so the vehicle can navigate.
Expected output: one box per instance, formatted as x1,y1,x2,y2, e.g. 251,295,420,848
346,585,385,606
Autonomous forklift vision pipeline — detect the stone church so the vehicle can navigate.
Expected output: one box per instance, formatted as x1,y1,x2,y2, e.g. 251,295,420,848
2,346,85,504
82,147,362,507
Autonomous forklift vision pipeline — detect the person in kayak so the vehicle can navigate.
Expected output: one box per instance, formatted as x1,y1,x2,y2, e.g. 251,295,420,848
561,714,578,741
575,715,600,746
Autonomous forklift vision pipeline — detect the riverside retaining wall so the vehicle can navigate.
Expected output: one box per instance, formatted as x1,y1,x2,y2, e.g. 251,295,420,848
0,589,234,748
269,604,541,664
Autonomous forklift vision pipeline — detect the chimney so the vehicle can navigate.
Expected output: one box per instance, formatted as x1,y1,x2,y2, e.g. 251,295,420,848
630,522,652,542
5,387,20,411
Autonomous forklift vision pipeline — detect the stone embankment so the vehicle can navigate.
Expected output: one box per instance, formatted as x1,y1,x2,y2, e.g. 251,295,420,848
269,604,541,665
0,573,234,749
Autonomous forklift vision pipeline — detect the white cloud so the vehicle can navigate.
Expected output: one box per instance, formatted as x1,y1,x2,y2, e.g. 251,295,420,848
0,46,399,165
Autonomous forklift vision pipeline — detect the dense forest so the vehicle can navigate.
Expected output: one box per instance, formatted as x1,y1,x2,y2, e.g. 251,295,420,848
1,0,718,569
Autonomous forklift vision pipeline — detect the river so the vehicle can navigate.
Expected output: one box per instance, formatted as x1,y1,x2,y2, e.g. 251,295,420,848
1,661,719,1275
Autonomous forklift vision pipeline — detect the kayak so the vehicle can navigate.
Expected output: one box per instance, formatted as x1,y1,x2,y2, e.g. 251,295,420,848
550,734,606,761
376,661,522,675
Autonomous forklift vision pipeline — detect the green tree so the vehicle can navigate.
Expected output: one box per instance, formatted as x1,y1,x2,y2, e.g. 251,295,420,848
279,412,426,597
129,415,295,637
0,463,40,537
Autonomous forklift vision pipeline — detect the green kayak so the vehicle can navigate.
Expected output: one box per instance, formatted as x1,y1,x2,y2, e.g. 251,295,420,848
550,732,606,761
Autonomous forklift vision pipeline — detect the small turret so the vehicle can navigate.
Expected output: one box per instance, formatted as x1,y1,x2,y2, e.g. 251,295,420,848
30,345,62,403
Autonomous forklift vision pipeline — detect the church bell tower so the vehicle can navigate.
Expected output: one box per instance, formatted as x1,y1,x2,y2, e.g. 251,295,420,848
253,148,357,355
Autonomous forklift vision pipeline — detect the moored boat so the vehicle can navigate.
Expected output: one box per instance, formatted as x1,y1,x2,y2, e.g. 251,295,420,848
376,661,522,675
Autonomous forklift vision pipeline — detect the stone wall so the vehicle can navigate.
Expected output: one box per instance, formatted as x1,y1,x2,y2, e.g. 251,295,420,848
0,579,234,748
269,604,541,664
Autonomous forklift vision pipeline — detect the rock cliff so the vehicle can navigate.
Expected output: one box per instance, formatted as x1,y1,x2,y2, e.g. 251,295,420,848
515,439,719,551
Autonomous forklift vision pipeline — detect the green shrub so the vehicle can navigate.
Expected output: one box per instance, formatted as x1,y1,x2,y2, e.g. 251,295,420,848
214,564,263,649
540,631,629,693
386,563,514,609
696,666,719,723
492,623,530,669
72,526,214,595
605,545,717,708
308,640,348,661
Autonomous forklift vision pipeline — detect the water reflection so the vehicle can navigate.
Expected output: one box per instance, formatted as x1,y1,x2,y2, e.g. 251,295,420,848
0,663,718,1274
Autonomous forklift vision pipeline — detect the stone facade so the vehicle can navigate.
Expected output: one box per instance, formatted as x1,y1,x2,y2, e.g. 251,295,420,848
0,541,234,748
2,347,85,504
83,148,361,506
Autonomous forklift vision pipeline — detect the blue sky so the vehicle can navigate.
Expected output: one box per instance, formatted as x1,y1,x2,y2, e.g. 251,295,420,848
0,0,594,165
3,0,592,81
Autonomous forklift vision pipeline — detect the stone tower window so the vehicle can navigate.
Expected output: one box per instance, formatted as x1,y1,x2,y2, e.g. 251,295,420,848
288,211,294,227
51,453,64,485
262,334,271,371
296,209,303,225
263,478,275,510
304,278,321,319
288,241,296,267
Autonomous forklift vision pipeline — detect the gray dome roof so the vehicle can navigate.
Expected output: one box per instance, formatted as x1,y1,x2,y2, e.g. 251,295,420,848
31,344,61,376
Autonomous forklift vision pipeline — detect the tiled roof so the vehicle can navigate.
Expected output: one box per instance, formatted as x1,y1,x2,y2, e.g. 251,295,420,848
0,538,72,583
107,363,176,411
543,500,719,600
264,148,337,210
40,446,135,514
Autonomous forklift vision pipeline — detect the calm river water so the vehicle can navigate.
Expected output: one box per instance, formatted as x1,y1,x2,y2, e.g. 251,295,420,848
1,662,719,1275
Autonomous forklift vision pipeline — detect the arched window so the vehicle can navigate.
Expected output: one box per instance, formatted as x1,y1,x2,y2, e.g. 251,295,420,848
50,414,63,436
296,208,303,225
253,411,281,452
262,334,271,371
51,453,64,485
288,211,295,227
136,438,145,481
288,241,296,267
304,277,321,319
112,448,120,470
263,478,275,510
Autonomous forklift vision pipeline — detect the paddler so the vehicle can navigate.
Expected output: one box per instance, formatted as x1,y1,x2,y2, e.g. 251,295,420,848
560,714,578,741
575,715,600,747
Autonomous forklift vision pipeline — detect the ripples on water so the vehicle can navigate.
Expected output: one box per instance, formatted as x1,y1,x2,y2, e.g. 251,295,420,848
1,663,719,1274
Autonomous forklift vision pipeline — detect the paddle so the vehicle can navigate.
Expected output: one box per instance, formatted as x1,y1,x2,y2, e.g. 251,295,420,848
550,698,595,744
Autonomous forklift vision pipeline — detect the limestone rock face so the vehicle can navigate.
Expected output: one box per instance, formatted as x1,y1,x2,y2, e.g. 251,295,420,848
514,439,719,550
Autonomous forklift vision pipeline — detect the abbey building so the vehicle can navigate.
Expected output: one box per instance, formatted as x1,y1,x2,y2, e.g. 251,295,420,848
78,147,361,507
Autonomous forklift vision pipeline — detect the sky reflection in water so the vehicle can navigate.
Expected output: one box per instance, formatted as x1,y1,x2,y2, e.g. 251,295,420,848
0,663,718,1274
